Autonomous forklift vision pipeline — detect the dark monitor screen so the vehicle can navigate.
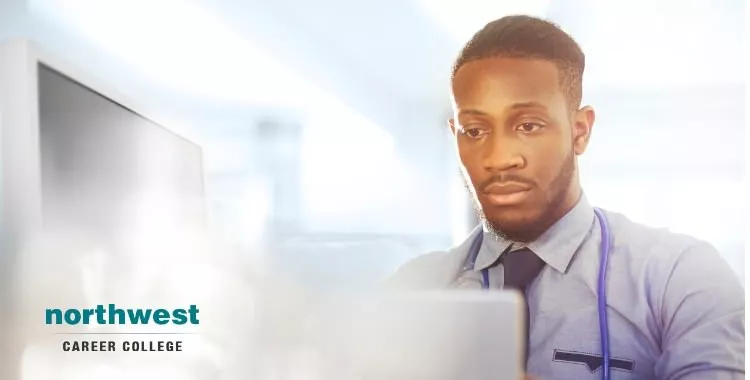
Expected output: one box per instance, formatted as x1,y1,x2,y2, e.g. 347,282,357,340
37,63,206,240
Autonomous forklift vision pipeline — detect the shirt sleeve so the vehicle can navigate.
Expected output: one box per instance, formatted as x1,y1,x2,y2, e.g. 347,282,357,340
654,240,745,380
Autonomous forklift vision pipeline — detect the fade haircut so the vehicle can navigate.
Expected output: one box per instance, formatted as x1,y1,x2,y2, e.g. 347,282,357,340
451,15,585,111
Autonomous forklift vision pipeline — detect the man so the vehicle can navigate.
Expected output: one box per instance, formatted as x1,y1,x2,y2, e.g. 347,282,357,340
387,15,745,380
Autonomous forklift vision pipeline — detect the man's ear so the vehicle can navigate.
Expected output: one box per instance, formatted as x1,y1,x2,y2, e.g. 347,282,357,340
573,106,595,155
448,118,457,136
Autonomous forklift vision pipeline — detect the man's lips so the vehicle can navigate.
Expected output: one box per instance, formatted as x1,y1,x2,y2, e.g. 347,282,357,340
480,182,532,206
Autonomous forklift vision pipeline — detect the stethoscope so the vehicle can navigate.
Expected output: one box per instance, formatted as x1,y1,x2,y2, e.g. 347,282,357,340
464,208,613,380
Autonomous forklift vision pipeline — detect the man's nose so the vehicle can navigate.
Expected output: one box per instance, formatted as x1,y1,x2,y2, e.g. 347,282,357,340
481,134,525,172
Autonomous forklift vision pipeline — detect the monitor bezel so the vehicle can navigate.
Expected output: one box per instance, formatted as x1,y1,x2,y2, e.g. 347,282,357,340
1,38,207,238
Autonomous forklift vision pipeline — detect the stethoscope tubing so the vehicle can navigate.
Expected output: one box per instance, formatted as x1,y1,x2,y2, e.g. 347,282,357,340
594,208,612,380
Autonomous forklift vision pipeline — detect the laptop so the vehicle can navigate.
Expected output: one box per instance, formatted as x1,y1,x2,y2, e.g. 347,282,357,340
303,290,525,380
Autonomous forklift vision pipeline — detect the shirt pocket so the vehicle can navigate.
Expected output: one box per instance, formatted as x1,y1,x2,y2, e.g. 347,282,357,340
528,306,655,380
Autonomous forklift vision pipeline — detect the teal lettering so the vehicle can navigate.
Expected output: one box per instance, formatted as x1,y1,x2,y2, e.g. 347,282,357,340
188,305,200,324
45,305,201,325
109,304,126,324
45,309,63,324
96,305,106,324
82,309,95,324
127,309,153,324
64,309,81,324
153,309,170,325
172,309,188,325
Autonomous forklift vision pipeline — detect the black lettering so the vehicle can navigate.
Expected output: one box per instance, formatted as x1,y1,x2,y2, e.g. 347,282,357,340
86,341,116,351
118,340,183,351
62,341,71,351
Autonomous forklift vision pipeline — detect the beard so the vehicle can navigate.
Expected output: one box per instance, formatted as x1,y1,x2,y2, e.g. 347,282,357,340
465,148,576,243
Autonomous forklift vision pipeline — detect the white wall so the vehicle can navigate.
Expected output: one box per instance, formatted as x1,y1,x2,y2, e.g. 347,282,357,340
582,86,745,283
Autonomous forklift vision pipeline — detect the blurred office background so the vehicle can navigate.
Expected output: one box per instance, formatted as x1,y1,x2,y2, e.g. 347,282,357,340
1,0,744,291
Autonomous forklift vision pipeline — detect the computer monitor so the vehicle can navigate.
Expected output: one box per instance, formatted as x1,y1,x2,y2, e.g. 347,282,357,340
37,62,206,239
0,38,207,379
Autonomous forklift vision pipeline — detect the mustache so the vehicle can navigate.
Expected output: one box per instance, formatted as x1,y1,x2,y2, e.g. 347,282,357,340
477,174,536,193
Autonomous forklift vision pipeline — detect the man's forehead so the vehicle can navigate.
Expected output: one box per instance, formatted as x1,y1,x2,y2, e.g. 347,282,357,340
451,58,564,113
452,57,561,97
453,56,560,80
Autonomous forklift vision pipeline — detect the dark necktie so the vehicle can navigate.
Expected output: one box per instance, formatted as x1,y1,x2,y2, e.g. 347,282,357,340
502,248,546,365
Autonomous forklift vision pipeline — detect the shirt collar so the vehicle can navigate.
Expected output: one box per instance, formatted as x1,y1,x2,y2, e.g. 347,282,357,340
473,194,595,274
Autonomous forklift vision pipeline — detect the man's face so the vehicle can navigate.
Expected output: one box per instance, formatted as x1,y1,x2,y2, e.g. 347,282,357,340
450,57,592,242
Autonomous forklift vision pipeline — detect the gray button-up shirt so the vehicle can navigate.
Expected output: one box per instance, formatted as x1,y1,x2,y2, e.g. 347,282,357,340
386,196,744,379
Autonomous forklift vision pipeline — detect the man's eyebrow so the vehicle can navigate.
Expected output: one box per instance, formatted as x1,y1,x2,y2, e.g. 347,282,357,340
457,109,490,117
457,102,548,117
510,101,547,110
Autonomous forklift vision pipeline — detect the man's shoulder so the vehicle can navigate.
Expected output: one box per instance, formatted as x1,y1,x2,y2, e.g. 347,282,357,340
383,230,481,291
601,212,744,377
602,209,739,288
383,249,458,291
603,209,707,260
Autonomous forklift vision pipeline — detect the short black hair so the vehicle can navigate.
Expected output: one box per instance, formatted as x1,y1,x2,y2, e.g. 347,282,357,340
452,15,585,110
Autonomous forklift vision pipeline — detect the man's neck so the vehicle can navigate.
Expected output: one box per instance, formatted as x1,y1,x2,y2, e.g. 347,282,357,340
519,184,583,244
552,184,583,226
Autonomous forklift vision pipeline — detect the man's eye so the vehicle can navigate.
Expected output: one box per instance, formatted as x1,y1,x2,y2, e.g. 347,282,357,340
516,123,543,133
461,127,487,138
